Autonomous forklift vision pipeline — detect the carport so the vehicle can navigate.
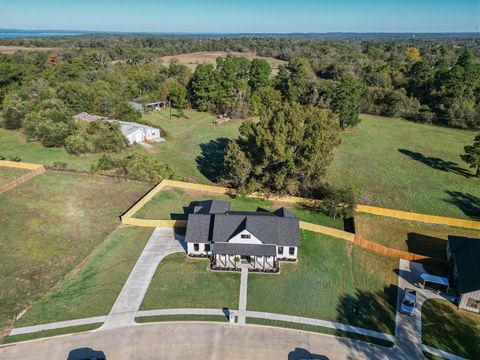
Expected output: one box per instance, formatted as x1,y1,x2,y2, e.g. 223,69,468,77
419,273,450,294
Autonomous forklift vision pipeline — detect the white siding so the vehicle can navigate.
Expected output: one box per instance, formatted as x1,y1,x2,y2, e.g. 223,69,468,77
187,242,209,256
459,290,480,313
277,246,297,260
228,230,263,244
216,254,237,268
126,130,144,144
145,128,161,140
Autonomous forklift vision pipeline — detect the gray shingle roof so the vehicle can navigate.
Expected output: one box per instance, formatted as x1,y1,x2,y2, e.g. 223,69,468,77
193,200,231,214
185,214,212,243
274,207,296,218
211,214,300,246
448,236,480,294
184,200,300,247
213,243,277,257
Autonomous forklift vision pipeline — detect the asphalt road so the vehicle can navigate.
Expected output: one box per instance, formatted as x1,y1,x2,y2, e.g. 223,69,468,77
0,322,410,360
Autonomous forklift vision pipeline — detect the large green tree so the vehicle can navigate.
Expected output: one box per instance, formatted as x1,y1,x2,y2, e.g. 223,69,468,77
249,59,271,90
188,64,218,111
461,133,480,177
223,104,340,195
332,76,363,129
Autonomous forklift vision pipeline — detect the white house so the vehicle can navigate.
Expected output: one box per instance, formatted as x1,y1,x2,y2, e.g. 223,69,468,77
73,113,163,145
185,200,300,272
447,236,480,313
117,121,162,145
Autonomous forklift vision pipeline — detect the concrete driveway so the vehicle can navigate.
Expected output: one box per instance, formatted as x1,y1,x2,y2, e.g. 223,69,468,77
102,227,184,329
395,259,449,359
0,322,408,360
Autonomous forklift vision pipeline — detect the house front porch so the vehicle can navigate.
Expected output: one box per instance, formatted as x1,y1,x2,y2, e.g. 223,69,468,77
211,254,278,272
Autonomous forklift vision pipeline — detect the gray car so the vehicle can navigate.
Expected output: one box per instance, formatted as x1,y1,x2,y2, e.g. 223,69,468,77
401,288,417,315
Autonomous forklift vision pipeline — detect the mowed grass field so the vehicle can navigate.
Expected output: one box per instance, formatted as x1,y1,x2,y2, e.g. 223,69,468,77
1,110,478,218
0,128,144,171
159,51,286,72
355,214,480,259
143,111,479,219
422,299,480,359
135,186,345,229
140,253,240,310
0,172,149,332
327,114,479,218
0,167,29,185
247,231,399,334
14,226,154,327
143,110,243,183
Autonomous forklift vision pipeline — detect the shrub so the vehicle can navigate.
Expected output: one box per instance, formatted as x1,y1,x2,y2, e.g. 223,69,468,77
65,120,128,155
307,183,356,220
91,154,177,183
52,161,68,169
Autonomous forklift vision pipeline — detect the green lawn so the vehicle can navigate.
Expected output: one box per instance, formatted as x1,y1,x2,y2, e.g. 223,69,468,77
2,111,478,218
0,167,29,185
422,299,480,359
135,186,345,229
327,115,479,218
140,253,240,310
247,231,399,334
0,172,149,333
0,128,144,171
136,315,228,323
145,111,479,219
143,110,243,183
15,226,154,327
355,214,480,260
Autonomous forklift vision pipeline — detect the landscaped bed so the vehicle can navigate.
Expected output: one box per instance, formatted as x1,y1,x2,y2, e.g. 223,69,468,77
140,253,240,311
422,299,480,360
0,172,149,333
14,226,154,327
247,230,399,335
0,167,29,186
134,186,345,229
355,213,480,260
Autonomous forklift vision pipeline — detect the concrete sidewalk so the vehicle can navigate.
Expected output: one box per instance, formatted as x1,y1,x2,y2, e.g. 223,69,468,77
237,264,249,324
9,316,106,336
102,227,184,329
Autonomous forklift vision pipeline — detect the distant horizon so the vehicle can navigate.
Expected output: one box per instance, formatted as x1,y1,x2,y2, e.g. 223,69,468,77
1,28,479,36
0,1,478,34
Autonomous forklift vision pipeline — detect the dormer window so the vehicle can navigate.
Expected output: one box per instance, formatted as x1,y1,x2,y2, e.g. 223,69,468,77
241,234,251,239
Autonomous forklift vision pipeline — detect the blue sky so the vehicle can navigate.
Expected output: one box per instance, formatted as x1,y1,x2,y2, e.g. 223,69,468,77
0,0,478,33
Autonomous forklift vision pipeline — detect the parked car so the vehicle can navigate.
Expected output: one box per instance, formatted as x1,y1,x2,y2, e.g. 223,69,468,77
401,288,417,315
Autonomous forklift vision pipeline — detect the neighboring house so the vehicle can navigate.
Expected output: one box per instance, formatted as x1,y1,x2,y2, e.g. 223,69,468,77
72,112,108,122
447,236,480,313
72,113,163,145
185,200,301,272
117,121,162,145
129,100,169,112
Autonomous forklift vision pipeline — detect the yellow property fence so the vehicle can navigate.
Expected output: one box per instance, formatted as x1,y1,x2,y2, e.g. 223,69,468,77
121,178,480,262
0,160,45,194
